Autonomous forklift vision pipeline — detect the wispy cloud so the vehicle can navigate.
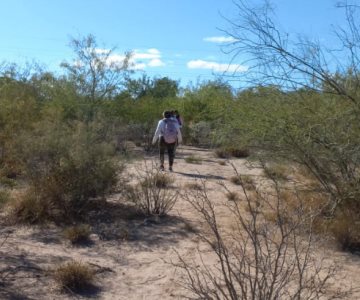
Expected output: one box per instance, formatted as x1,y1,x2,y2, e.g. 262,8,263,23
187,59,248,73
131,48,165,69
203,36,238,43
86,48,165,70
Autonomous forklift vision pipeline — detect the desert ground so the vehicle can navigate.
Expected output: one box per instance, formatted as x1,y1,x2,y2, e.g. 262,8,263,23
1,145,360,299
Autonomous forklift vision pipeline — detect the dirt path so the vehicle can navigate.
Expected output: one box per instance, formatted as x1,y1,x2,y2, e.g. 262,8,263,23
0,146,359,299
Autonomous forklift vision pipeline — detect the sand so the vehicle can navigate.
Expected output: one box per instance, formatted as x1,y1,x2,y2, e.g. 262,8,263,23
0,146,359,299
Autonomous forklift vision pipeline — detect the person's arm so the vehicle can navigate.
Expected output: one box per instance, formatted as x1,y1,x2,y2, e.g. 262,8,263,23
177,125,183,144
152,120,163,144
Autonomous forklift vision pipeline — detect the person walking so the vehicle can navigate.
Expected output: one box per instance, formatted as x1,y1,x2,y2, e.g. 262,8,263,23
152,110,182,171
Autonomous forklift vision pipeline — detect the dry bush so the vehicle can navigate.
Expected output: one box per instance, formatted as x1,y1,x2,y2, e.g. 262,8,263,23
9,188,53,224
124,164,178,216
141,172,174,189
184,155,202,164
263,163,289,181
175,178,346,299
215,147,250,159
54,261,94,293
63,224,91,245
327,208,360,252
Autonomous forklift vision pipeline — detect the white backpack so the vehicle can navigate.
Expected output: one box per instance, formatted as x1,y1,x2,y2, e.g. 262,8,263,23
163,118,178,143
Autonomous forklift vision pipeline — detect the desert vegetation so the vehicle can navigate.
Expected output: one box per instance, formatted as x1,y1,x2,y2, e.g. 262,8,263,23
1,0,360,298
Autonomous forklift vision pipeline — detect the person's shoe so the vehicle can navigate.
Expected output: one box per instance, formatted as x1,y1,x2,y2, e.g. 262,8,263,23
169,166,173,172
160,165,165,171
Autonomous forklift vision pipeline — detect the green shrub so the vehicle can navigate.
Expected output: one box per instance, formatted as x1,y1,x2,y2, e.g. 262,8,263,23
18,120,119,220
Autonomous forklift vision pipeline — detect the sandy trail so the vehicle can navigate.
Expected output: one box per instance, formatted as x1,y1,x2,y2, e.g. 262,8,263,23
0,146,359,299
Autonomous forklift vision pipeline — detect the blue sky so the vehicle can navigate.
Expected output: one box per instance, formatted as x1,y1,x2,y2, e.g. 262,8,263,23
0,0,346,88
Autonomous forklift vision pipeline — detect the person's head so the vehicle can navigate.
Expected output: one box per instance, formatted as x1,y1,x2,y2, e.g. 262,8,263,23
173,110,179,117
163,110,172,119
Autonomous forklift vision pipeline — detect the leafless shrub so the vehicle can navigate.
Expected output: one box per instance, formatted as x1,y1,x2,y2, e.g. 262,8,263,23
124,163,178,216
175,177,347,299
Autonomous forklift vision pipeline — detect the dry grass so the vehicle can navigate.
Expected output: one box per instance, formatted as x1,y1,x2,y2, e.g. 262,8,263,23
215,147,250,159
229,175,241,185
125,167,178,216
9,188,51,224
184,182,203,190
54,261,95,293
226,191,240,201
63,224,91,245
141,172,174,189
184,155,202,164
0,190,10,208
263,164,289,181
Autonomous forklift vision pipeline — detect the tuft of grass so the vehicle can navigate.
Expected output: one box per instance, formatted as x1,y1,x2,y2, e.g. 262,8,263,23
226,191,240,201
241,175,256,191
0,177,17,188
215,147,250,159
125,167,178,216
184,155,202,164
215,149,231,159
141,172,174,189
9,188,51,224
263,164,288,181
54,261,95,293
0,190,11,208
230,175,241,185
184,182,203,190
63,224,91,245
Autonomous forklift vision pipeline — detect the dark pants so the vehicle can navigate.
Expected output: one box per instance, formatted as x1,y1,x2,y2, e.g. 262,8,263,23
159,137,176,167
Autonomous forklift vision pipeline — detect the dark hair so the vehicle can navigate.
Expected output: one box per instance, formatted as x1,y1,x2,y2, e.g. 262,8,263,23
163,110,172,118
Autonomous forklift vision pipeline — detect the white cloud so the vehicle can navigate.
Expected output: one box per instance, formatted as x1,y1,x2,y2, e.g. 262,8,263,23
148,58,165,67
203,36,238,43
131,62,147,70
187,59,248,73
94,48,111,55
131,48,165,68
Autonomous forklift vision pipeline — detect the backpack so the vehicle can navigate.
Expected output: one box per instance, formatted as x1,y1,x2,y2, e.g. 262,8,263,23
163,118,178,143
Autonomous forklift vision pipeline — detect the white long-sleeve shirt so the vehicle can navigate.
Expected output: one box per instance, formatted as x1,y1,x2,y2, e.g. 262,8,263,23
152,118,183,144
